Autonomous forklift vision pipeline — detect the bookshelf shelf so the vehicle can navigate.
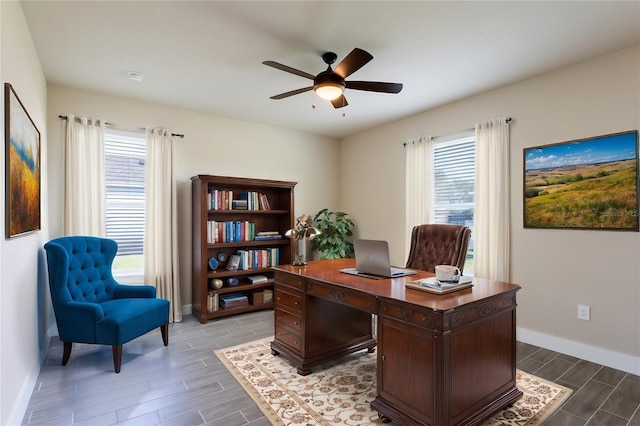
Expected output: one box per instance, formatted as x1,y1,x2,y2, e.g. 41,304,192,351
191,175,296,324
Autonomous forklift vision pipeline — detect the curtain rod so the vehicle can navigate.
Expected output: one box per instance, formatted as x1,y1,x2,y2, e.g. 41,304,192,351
402,117,512,147
58,115,185,138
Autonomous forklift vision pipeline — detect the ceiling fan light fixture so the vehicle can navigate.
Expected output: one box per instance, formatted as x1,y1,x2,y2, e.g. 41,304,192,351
314,82,344,100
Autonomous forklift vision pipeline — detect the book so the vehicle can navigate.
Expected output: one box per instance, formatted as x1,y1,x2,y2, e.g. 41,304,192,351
247,275,268,284
254,235,281,240
405,276,473,295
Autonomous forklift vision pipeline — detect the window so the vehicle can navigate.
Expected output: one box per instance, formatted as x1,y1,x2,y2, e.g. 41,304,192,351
104,128,145,279
433,133,475,274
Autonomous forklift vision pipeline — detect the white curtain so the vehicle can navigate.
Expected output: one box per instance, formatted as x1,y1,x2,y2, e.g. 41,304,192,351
474,117,510,281
64,115,106,236
144,128,181,322
405,135,434,257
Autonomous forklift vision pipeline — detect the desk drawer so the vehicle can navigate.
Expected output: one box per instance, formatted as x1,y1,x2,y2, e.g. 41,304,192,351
275,309,302,332
307,281,376,313
274,288,302,313
379,299,434,330
275,327,302,352
274,272,305,290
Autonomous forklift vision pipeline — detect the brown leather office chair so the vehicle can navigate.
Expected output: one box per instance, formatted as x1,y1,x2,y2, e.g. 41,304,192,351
405,224,471,273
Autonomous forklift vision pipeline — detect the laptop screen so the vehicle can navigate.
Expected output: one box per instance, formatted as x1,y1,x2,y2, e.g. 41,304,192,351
340,239,416,279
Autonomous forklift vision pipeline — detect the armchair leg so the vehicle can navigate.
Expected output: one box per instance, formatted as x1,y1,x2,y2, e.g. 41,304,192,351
112,345,123,373
62,342,72,366
160,323,169,346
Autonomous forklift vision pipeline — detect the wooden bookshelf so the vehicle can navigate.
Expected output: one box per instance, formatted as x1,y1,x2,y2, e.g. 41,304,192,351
191,175,296,323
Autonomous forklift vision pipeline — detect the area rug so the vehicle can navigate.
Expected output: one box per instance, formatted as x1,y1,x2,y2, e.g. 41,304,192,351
214,337,572,425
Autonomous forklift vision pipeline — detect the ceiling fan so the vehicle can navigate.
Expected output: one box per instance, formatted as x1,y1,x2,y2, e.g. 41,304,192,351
263,48,403,109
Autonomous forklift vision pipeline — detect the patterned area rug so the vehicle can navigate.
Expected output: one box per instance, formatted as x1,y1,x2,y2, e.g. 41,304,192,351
215,337,572,425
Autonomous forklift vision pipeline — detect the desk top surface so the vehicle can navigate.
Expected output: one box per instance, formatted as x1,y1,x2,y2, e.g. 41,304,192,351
273,259,520,312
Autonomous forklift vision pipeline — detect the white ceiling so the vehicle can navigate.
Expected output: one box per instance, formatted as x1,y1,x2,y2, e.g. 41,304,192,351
21,1,640,139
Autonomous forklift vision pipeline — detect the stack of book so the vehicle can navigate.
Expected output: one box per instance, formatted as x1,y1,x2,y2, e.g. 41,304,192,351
219,293,249,310
232,199,248,210
254,231,282,241
247,275,269,284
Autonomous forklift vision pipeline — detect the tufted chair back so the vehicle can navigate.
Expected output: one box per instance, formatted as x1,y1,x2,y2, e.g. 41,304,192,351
405,224,471,273
45,236,119,306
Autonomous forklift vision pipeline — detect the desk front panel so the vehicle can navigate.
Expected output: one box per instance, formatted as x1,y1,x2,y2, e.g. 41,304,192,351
272,269,376,375
374,288,520,426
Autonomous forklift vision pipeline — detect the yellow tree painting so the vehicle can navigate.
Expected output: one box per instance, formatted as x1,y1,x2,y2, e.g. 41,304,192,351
5,83,40,238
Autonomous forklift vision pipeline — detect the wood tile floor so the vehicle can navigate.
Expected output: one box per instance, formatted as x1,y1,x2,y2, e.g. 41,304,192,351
22,311,640,425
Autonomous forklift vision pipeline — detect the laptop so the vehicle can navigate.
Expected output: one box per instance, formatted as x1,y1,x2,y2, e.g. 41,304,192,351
340,239,417,279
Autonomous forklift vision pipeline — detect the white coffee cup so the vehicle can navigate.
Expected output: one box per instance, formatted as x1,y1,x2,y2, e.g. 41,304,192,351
435,265,461,282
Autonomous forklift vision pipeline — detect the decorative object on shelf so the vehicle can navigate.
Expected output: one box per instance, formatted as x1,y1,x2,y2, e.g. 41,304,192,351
208,258,219,270
210,279,224,290
524,130,639,231
285,214,321,266
226,254,240,270
217,252,228,263
312,209,355,259
226,277,239,287
4,83,41,239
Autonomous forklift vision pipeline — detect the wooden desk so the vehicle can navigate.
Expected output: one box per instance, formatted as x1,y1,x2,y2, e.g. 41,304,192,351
271,259,522,426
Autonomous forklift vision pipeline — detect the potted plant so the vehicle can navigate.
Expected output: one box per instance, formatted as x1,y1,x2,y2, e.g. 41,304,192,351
312,208,355,259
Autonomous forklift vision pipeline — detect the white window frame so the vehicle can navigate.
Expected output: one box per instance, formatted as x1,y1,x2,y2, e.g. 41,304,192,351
432,131,475,274
104,128,145,283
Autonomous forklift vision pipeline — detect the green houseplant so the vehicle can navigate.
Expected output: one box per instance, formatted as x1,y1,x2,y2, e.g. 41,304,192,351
312,208,355,259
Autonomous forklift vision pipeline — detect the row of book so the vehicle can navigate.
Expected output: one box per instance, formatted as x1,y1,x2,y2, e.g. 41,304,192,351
207,221,283,244
207,220,254,244
207,190,272,211
235,248,280,270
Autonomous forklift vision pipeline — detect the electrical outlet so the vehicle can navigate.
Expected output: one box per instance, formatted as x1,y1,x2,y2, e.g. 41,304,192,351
578,304,590,321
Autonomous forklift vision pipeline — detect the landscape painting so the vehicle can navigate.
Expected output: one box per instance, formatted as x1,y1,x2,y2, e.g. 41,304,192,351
524,131,639,231
5,83,40,238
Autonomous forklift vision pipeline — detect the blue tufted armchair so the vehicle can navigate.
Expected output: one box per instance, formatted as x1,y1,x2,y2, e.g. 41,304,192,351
44,236,170,373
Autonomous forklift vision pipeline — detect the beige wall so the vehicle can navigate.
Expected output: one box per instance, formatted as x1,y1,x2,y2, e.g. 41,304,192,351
0,2,50,425
340,45,640,374
46,84,340,312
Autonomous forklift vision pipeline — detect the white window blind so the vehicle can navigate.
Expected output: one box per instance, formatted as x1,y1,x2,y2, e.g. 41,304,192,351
433,134,475,273
104,129,145,265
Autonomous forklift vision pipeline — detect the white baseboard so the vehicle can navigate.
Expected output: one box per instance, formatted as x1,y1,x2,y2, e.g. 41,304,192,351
517,327,640,375
8,327,55,426
182,304,192,317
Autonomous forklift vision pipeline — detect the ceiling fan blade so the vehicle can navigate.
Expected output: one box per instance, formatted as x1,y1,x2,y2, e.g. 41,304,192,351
269,86,313,99
330,94,348,109
334,48,373,79
263,61,315,80
345,81,403,94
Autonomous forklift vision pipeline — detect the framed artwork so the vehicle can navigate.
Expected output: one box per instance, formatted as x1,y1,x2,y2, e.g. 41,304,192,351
524,131,639,231
5,83,41,238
